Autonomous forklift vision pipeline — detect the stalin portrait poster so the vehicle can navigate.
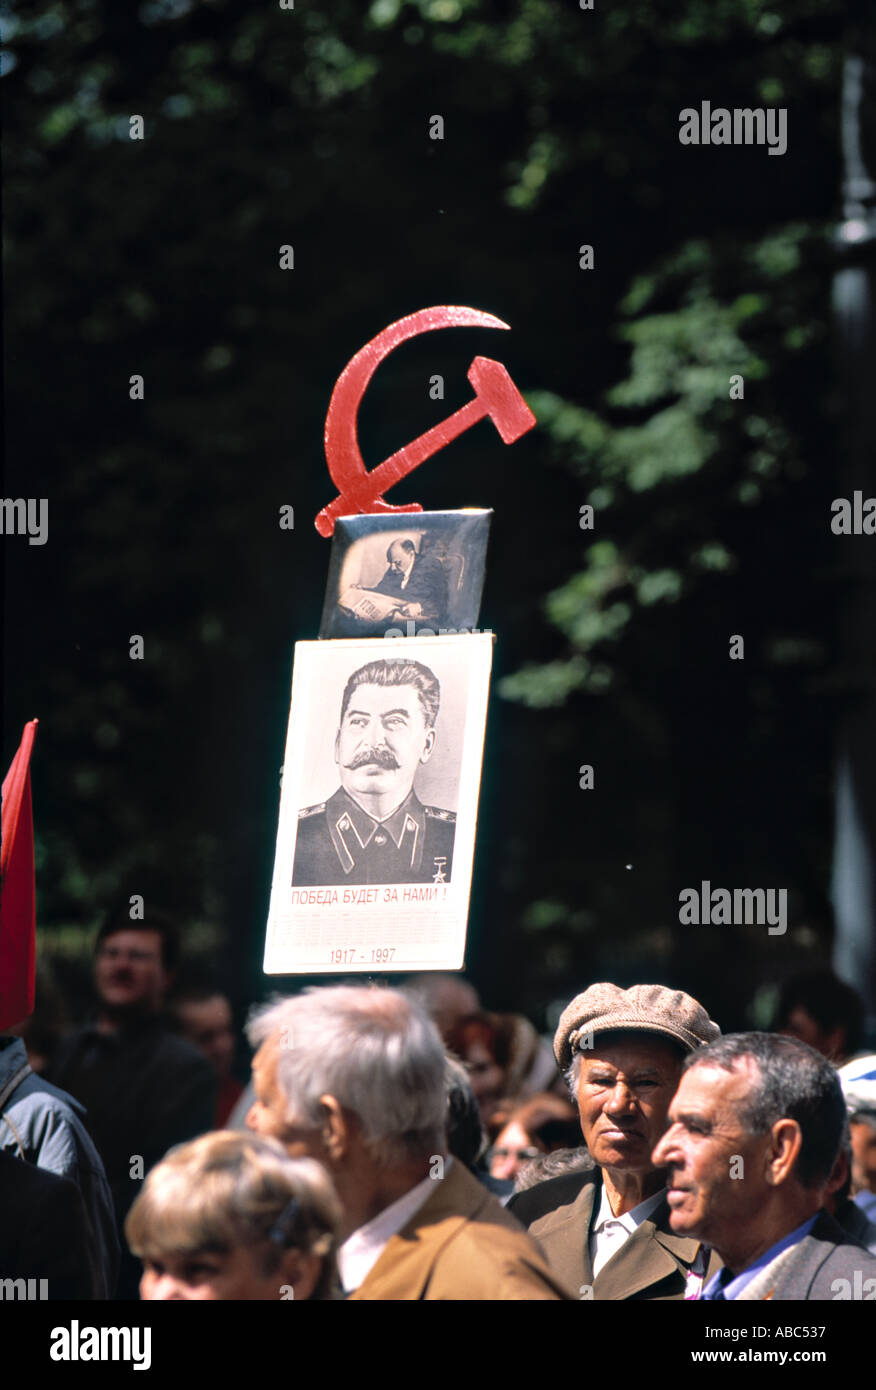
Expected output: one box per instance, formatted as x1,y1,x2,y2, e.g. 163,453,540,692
292,652,457,887
264,634,493,975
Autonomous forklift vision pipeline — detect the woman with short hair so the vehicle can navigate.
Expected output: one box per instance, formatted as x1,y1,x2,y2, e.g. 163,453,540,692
126,1130,340,1300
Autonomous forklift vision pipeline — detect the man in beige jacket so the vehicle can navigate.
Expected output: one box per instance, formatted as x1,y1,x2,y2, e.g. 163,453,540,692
245,983,572,1300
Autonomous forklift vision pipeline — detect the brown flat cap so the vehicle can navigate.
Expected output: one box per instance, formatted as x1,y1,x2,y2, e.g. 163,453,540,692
554,982,720,1069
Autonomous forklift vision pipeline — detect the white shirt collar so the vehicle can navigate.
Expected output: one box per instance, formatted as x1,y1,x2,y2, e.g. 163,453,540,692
337,1158,449,1294
592,1182,664,1236
590,1182,665,1281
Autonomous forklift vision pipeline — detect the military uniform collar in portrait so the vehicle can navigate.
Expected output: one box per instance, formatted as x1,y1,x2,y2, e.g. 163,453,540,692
293,786,455,887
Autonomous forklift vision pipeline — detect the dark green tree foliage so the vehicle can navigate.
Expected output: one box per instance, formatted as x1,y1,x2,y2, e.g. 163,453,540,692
2,0,843,1020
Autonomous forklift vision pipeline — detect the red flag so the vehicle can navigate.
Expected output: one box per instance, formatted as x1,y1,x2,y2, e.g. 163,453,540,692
0,720,39,1031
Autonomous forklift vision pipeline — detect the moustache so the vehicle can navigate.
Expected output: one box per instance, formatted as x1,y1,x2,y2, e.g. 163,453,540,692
345,748,400,771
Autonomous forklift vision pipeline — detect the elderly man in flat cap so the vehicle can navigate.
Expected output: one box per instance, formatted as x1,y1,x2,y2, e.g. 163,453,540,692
508,982,721,1299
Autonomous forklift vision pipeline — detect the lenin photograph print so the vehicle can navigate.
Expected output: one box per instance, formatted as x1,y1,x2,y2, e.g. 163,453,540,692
291,651,464,888
319,510,492,638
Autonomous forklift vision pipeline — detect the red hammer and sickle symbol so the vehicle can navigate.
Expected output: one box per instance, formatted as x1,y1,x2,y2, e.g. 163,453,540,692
314,305,536,536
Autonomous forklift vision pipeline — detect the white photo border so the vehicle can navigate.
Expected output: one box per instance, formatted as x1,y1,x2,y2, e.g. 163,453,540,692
263,632,494,974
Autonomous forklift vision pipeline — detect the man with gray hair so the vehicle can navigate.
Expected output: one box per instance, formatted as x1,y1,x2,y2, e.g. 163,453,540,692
245,984,572,1299
653,1032,876,1299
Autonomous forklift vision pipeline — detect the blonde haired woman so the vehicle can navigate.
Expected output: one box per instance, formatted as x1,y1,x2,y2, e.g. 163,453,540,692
126,1131,340,1300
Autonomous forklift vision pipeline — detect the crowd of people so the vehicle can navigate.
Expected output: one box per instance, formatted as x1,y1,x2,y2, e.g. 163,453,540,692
1,907,875,1301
